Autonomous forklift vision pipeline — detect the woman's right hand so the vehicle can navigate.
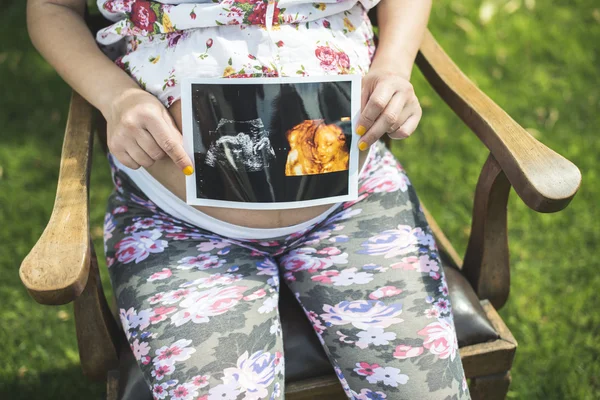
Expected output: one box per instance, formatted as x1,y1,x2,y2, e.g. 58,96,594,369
103,88,194,175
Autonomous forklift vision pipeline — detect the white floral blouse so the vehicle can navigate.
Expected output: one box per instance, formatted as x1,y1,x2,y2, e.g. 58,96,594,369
96,0,379,107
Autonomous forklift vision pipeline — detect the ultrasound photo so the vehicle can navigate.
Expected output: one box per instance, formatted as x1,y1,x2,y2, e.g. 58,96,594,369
180,76,361,209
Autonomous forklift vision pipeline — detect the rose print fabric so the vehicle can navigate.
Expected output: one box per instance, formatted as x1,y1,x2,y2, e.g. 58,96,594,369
96,0,377,106
104,142,471,399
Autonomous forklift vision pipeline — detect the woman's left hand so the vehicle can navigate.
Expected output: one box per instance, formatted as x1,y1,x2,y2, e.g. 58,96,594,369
356,68,422,150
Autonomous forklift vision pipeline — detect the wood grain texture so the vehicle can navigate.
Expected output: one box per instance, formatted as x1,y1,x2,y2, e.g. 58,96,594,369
470,372,511,400
19,91,94,305
460,300,517,378
285,375,347,400
106,370,120,400
463,155,512,309
416,30,581,213
74,242,120,381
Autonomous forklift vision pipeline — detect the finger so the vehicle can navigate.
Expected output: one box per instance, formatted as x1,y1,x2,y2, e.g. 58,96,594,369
390,111,422,140
386,100,418,139
144,113,194,175
358,92,407,150
136,130,167,161
116,151,140,170
127,144,155,168
361,80,370,111
357,83,396,137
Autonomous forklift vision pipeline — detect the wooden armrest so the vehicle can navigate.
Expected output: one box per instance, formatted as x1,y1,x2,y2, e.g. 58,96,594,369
416,30,581,213
19,92,94,305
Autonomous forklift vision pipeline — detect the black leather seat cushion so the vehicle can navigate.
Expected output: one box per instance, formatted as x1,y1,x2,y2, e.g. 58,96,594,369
117,266,498,399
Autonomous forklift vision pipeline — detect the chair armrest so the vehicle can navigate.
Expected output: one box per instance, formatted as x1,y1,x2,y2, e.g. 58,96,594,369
416,30,581,213
19,92,94,305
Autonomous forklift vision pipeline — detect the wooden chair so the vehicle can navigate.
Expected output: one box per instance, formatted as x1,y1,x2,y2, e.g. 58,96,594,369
19,10,581,400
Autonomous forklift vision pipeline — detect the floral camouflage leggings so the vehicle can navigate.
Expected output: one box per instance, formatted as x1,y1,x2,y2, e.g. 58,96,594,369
103,142,470,400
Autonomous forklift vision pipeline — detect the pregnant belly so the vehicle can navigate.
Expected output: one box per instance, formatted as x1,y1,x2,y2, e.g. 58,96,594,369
143,100,367,229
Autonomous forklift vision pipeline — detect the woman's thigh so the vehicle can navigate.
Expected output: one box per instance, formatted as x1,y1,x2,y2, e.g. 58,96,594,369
104,187,285,400
279,143,470,400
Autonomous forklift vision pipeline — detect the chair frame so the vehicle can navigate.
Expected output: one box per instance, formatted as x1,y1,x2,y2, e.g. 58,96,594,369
19,29,581,400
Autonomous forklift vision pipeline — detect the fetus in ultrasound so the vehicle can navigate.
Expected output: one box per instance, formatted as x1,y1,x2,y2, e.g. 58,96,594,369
204,118,276,172
285,119,349,176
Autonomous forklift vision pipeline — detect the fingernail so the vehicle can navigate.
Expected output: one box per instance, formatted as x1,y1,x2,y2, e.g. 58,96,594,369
183,166,194,176
358,141,369,151
357,125,366,136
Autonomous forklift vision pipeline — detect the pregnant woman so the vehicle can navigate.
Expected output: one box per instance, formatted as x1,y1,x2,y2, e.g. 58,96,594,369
27,0,470,398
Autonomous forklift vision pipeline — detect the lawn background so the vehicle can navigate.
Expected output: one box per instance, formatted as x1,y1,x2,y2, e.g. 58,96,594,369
1,0,598,399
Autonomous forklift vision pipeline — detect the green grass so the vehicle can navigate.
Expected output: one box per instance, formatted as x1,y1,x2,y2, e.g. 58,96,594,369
1,0,598,399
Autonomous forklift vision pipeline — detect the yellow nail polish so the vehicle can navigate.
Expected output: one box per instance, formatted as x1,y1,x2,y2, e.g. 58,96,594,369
358,141,369,151
183,166,194,176
356,125,367,136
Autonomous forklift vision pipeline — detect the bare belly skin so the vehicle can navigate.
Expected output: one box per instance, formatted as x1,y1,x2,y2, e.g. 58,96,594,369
144,100,367,229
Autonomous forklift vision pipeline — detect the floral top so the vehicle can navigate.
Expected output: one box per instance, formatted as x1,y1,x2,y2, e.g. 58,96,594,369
96,0,379,107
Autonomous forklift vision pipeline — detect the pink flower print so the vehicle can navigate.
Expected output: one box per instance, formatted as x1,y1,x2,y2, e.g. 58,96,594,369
150,306,177,324
435,298,450,313
354,362,381,377
323,20,331,29
149,292,165,304
281,247,347,274
358,225,419,259
359,166,409,193
115,229,168,264
315,45,339,71
337,51,351,69
307,311,326,334
391,256,418,270
152,382,169,399
148,268,172,282
197,239,229,252
190,7,197,19
206,38,213,48
177,253,225,270
317,246,342,256
276,40,284,47
153,339,196,366
161,288,193,305
151,363,175,381
182,273,241,289
243,288,267,301
425,307,440,319
170,383,198,400
418,318,459,361
439,281,449,296
311,270,340,284
248,54,257,60
167,96,175,107
393,344,424,359
190,375,210,388
112,205,128,214
132,339,151,361
368,286,403,300
170,286,248,326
